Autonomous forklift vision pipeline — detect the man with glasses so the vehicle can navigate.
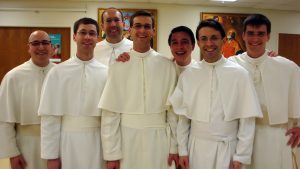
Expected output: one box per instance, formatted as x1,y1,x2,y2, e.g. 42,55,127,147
99,10,178,169
169,19,262,169
229,14,300,169
94,7,133,66
0,30,55,169
38,17,107,169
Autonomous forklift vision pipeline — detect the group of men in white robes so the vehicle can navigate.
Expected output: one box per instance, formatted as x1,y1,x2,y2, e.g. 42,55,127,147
1,7,300,169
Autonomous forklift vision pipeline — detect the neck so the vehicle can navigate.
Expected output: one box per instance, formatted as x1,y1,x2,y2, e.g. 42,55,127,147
204,55,222,63
133,44,151,53
247,49,265,58
106,37,122,44
76,51,93,61
176,56,191,66
32,59,49,67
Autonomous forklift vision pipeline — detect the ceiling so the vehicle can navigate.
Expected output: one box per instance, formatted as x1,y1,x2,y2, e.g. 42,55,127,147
1,0,300,11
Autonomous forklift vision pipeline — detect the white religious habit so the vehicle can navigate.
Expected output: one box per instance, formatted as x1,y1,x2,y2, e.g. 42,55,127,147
229,51,300,169
99,49,178,169
169,57,263,169
38,56,107,169
94,38,133,66
0,59,54,169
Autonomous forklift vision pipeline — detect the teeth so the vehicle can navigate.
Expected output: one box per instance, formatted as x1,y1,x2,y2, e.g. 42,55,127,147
176,51,185,55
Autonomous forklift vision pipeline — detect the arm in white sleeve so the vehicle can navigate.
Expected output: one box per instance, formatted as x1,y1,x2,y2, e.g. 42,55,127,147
233,117,255,165
177,115,191,156
101,110,122,161
0,122,20,158
41,116,61,159
167,108,178,154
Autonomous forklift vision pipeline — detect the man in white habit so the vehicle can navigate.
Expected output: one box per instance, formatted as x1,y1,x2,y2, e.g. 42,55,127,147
99,10,179,169
38,17,107,169
0,30,55,169
229,14,300,169
169,19,263,169
94,7,133,66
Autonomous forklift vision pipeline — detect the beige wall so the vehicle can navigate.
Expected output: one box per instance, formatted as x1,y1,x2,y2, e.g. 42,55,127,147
0,159,9,169
0,1,300,60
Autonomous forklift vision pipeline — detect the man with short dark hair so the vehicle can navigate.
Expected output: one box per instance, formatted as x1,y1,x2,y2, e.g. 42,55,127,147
38,17,107,169
0,30,55,169
169,19,262,169
99,10,178,169
229,13,300,169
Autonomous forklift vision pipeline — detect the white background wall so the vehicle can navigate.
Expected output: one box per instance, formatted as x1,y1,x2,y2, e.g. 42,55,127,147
1,1,300,60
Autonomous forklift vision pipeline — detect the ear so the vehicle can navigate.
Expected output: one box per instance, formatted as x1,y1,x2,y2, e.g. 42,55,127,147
266,33,271,42
73,34,76,41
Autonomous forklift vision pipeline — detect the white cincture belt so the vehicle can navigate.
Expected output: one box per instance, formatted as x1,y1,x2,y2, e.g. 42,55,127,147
62,116,101,131
190,120,238,142
121,112,167,128
16,124,40,136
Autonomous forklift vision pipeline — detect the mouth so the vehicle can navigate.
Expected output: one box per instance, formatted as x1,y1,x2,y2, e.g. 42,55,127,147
174,51,186,56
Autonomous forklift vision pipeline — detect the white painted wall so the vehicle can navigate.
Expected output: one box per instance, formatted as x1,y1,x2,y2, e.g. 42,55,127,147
1,1,300,60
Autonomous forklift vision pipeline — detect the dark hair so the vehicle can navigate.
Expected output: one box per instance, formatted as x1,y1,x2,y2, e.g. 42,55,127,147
129,10,154,28
73,17,99,35
243,14,271,33
101,7,124,24
168,26,195,46
195,19,226,40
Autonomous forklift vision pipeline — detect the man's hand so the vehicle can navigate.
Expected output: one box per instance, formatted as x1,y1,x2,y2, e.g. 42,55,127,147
286,127,300,148
116,52,130,62
107,160,120,169
10,154,26,169
47,158,61,169
168,153,179,168
179,156,189,169
232,161,241,169
267,50,278,57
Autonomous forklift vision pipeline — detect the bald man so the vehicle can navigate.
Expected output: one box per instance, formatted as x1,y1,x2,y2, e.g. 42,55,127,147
0,30,55,169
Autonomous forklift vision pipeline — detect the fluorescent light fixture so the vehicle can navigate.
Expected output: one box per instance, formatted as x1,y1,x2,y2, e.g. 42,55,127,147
211,0,237,2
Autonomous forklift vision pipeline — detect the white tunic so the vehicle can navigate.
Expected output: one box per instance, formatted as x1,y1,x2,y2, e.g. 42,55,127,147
229,51,300,169
169,57,262,169
38,56,107,169
99,49,178,169
94,38,133,66
0,59,54,169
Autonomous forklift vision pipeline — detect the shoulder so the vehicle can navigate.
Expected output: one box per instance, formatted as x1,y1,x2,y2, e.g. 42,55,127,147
268,56,298,68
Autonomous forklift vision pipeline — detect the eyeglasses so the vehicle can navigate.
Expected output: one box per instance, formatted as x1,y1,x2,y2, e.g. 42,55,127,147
29,40,51,46
199,35,222,43
132,24,152,30
77,31,98,37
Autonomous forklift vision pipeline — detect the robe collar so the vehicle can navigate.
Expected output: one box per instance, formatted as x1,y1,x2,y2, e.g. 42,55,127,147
28,58,53,71
131,48,153,58
74,55,95,64
243,50,268,66
104,38,127,48
202,56,226,67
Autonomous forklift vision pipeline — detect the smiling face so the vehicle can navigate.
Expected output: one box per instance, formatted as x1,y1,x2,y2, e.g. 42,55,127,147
197,27,224,63
101,8,124,43
243,24,270,58
129,16,154,52
73,23,98,58
28,30,52,67
170,31,194,66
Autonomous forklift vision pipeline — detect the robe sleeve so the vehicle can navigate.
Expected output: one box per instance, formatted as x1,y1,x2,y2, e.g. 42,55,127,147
0,122,20,158
101,110,122,161
41,116,61,159
167,108,178,154
233,117,255,164
177,115,190,156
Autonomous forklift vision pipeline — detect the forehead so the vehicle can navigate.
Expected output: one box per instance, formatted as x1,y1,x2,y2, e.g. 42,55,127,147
245,24,267,32
29,32,50,42
171,32,191,41
198,27,221,37
103,9,122,19
133,16,152,25
78,24,97,31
